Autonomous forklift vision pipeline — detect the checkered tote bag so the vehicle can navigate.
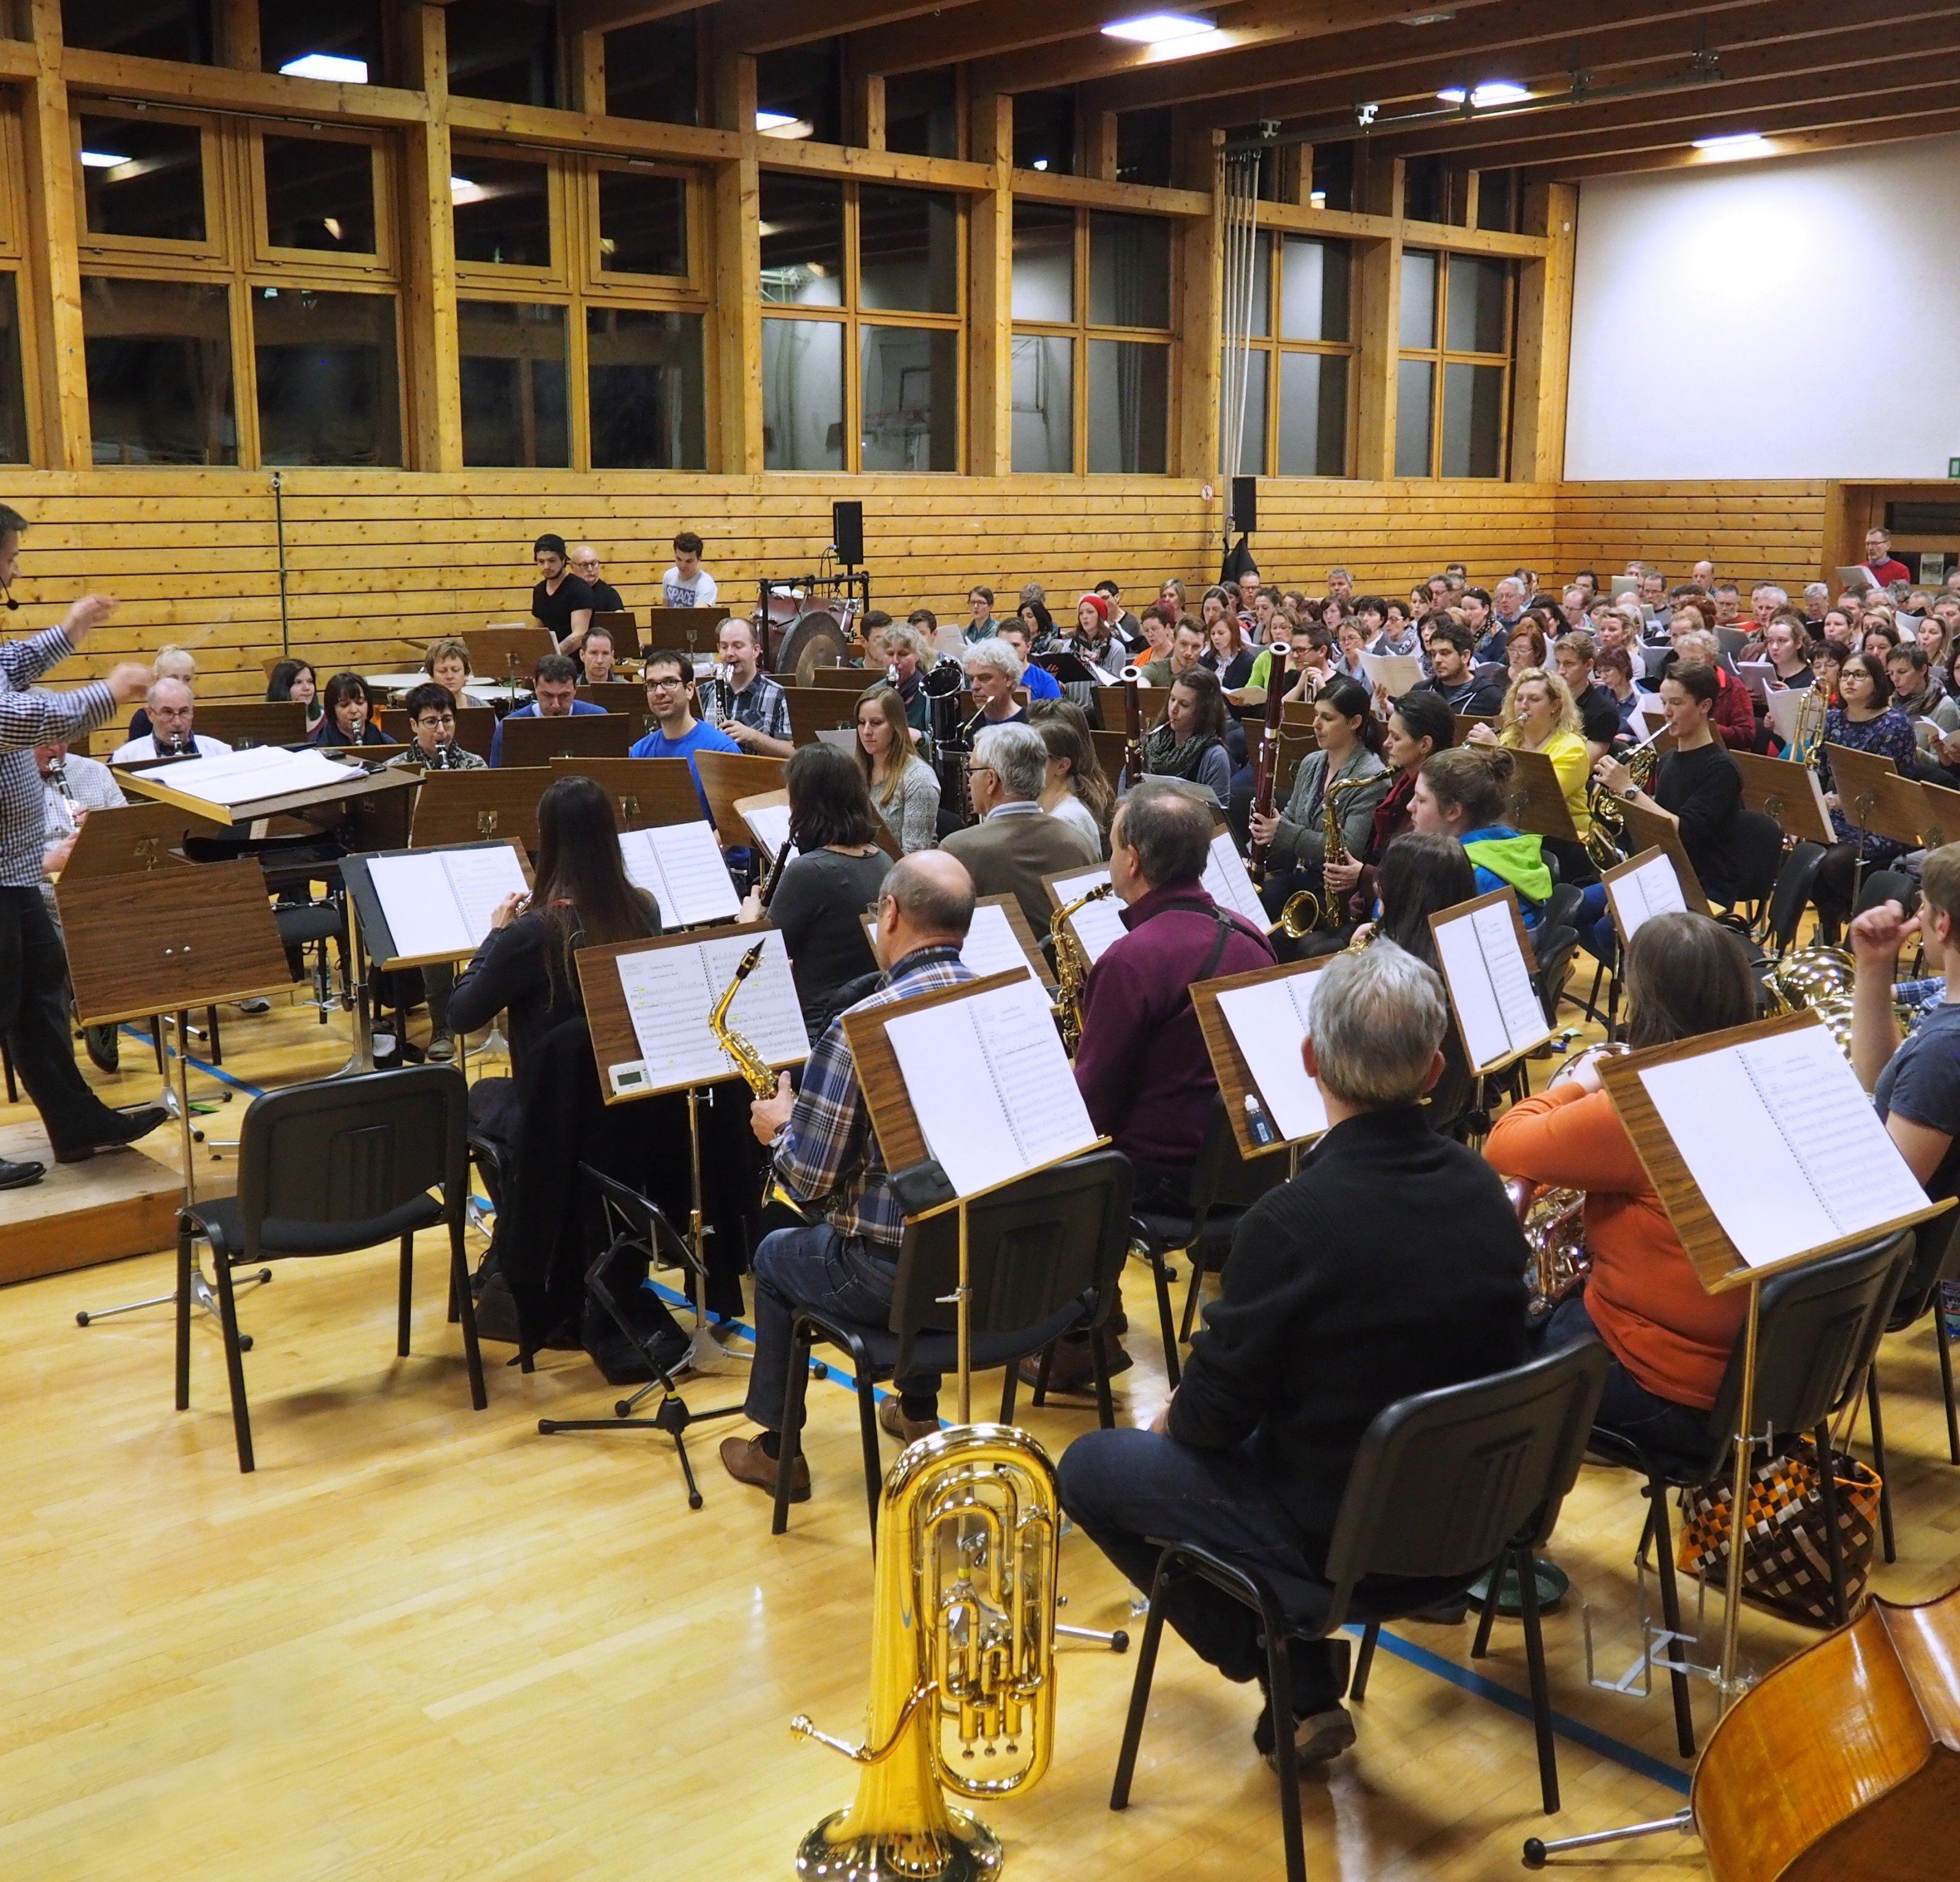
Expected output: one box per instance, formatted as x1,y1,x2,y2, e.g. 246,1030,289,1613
1676,1436,1882,1628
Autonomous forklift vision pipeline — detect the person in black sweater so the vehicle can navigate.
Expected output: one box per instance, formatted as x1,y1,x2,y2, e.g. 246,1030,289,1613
568,543,624,614
531,531,597,654
1593,663,1745,905
308,671,392,747
1057,941,1530,1770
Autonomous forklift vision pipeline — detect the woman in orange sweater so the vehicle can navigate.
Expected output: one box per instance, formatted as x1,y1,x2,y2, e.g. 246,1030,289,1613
1485,912,1758,1455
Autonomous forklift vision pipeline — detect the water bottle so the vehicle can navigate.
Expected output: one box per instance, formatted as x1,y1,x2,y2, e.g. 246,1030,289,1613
1243,1091,1278,1149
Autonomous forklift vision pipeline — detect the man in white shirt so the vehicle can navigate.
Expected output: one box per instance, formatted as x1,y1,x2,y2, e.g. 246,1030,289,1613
110,679,232,763
662,531,718,609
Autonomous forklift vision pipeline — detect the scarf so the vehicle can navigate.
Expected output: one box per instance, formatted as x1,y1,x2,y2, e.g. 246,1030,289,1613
1140,721,1222,780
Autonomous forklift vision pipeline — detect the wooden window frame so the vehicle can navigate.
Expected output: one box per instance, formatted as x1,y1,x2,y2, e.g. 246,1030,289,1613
71,100,227,266
248,122,394,279
1396,245,1516,481
1233,230,1359,482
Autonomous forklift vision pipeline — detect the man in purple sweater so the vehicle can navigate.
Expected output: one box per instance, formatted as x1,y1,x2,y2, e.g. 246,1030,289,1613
1042,784,1275,1388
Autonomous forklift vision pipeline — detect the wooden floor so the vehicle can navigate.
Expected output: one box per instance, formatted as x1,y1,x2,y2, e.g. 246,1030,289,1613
4,998,1959,1882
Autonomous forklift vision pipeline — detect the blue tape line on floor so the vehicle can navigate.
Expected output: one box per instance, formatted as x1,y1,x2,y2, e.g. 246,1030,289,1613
118,1025,269,1100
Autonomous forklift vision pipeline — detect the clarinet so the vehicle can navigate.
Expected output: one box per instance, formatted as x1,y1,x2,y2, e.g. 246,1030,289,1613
757,818,796,911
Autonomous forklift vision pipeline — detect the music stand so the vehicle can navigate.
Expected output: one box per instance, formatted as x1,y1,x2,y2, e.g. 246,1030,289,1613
573,681,654,729
1616,803,1713,915
1918,779,1960,850
497,711,636,768
693,749,789,848
379,705,497,761
1824,743,1924,903
548,757,705,830
590,609,640,659
641,605,730,658
189,701,309,750
783,687,860,749
1191,956,1335,1169
462,624,555,691
409,768,551,852
1732,750,1835,847
1504,746,1581,845
1426,886,1556,1078
855,894,1057,991
58,861,293,1364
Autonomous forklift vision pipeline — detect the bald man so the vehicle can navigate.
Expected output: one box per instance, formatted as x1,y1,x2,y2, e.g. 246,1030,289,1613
567,545,624,615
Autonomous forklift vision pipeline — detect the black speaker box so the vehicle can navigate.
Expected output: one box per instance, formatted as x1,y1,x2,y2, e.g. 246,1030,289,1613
1231,474,1258,534
832,499,865,565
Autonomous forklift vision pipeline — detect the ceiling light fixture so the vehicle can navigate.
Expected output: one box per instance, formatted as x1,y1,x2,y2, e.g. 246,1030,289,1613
1437,81,1529,108
449,175,487,205
79,149,128,168
1403,12,1457,23
278,53,369,83
1101,12,1215,44
756,109,814,138
1693,131,1773,159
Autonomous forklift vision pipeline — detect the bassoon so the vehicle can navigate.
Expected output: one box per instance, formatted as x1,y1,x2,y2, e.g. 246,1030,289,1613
1120,667,1145,782
1246,645,1290,886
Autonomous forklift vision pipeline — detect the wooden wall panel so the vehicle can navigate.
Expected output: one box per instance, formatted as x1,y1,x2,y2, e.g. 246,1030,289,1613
1554,481,1831,589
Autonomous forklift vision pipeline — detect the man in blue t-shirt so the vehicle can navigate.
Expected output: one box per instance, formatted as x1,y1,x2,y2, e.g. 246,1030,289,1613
628,647,742,823
997,619,1061,700
488,652,605,765
1852,844,1960,1198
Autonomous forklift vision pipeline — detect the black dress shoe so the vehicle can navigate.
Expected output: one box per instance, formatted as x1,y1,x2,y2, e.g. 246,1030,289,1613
0,1157,45,1190
54,1104,170,1163
83,1024,119,1073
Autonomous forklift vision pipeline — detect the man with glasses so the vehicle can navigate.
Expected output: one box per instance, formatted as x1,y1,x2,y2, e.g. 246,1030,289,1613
488,653,603,766
568,544,624,615
941,720,1096,933
388,682,486,772
629,647,741,822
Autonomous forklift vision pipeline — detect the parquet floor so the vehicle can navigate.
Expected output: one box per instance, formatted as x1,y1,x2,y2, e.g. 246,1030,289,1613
3,996,1957,1881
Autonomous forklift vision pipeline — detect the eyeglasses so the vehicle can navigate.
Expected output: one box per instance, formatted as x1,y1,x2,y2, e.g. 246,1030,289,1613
965,762,995,779
646,676,686,692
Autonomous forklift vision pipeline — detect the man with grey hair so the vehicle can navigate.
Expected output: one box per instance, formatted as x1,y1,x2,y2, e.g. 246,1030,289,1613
1802,580,1830,624
110,676,232,763
962,637,1027,727
1491,574,1526,635
1749,583,1788,629
941,719,1095,932
1057,939,1530,1769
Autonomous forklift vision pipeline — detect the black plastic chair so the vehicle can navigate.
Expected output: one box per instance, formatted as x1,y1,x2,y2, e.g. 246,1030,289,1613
1585,1231,1911,1758
176,1064,486,1473
1110,1342,1610,1882
1722,809,1786,929
1864,1210,1960,1563
772,1150,1134,1543
1529,923,1581,1026
1540,882,1585,935
1764,840,1826,955
1853,867,1920,918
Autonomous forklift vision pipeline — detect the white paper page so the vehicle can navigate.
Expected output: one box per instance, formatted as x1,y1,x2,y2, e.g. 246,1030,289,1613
1733,659,1776,703
1360,650,1422,696
1204,833,1267,927
884,976,1098,1198
1607,851,1686,942
959,902,1037,982
364,845,519,962
612,929,809,1092
139,744,350,808
816,727,858,755
1764,687,1806,745
622,821,741,928
1216,974,1329,1144
1434,899,1544,1070
1047,867,1127,962
1638,1026,1929,1268
439,845,530,945
741,800,794,863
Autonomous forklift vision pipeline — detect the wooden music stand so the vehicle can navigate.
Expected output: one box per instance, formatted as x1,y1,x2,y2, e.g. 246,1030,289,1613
186,701,309,749
1504,744,1581,845
409,767,551,851
1191,955,1336,1162
61,800,213,876
549,757,706,830
590,610,640,659
119,752,412,828
1454,712,1499,744
463,625,556,691
693,749,789,846
1825,743,1925,849
1918,780,1960,849
575,680,654,728
497,710,636,768
784,687,861,747
854,893,1057,992
341,838,533,972
1601,845,1702,950
1041,862,1118,962
1090,729,1129,785
1426,885,1555,1076
808,667,870,691
1732,750,1835,847
379,705,497,761
735,787,790,862
1616,803,1713,915
641,605,731,656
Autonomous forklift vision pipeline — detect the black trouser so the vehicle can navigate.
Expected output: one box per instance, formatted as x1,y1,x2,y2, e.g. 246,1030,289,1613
0,885,130,1156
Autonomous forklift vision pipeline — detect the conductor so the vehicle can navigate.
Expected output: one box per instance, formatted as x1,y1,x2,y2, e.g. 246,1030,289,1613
0,503,168,1187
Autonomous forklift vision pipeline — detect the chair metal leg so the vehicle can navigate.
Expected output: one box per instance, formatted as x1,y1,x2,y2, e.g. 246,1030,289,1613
856,1375,883,1550
1868,1368,1896,1565
1090,1326,1115,1430
1031,1343,1055,1408
397,1233,414,1359
1179,1247,1208,1345
1470,1582,1498,1660
998,1362,1018,1424
1259,1601,1308,1882
772,1321,815,1538
451,1217,486,1412
1937,1308,1960,1466
1814,1422,1850,1627
1148,1250,1180,1388
212,1257,255,1475
175,1218,194,1412
1646,1475,1698,1759
1110,1553,1173,1812
1515,1545,1560,1815
1350,1622,1381,1701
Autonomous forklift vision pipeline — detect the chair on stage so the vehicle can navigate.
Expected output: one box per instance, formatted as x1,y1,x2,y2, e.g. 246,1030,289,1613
1583,1230,1910,1759
771,1149,1133,1544
1863,1210,1960,1563
1764,839,1826,954
176,1064,487,1473
1721,809,1786,933
1110,1340,1609,1882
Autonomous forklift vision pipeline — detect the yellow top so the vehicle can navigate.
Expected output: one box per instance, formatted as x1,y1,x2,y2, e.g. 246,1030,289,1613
1504,725,1593,839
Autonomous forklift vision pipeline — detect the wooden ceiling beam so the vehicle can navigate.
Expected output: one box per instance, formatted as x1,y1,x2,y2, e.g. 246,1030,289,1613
710,1,953,55
1515,105,1960,180
568,1,706,32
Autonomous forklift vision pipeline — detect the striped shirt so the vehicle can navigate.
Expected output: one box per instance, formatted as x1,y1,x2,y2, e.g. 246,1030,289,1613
1,626,115,888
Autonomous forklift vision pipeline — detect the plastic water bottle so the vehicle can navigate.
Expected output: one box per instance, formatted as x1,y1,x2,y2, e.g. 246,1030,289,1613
1243,1092,1278,1149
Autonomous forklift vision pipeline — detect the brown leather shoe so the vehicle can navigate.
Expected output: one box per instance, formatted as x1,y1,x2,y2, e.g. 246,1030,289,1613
1017,1337,1134,1396
720,1432,809,1501
877,1396,940,1443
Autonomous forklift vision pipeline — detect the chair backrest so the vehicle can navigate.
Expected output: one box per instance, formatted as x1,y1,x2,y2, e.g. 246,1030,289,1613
1530,924,1580,1024
1727,809,1786,905
1541,883,1585,934
1889,1205,1960,1330
1854,869,1920,919
238,1065,466,1252
888,1150,1134,1368
1319,1342,1609,1619
1766,841,1826,954
1189,1089,1291,1227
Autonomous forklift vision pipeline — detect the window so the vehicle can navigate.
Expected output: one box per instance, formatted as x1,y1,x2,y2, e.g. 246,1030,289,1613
78,115,208,244
1396,248,1514,477
1014,91,1074,175
262,135,377,256
1116,110,1173,188
459,300,568,467
260,1,386,85
759,172,963,473
81,276,236,464
757,39,842,145
1223,233,1354,479
1477,170,1517,233
603,18,699,126
587,308,705,469
885,70,959,159
451,153,552,270
0,273,26,463
254,287,400,465
447,0,558,107
1011,203,1172,474
597,168,688,279
63,0,212,60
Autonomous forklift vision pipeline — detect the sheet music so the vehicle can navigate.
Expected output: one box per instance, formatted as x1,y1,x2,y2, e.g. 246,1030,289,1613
1607,850,1686,942
1216,973,1329,1144
366,844,529,962
741,800,794,863
1638,1024,1931,1269
133,744,351,808
611,929,809,1094
1763,687,1806,745
884,976,1098,1198
1434,898,1547,1071
1359,650,1422,696
1204,833,1267,927
617,822,741,928
1732,659,1776,703
1048,866,1128,962
955,903,1038,982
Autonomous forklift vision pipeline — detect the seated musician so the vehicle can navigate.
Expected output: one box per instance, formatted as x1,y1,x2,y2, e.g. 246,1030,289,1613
1811,651,1917,939
421,637,489,708
723,853,981,1495
110,676,232,762
1132,665,1234,803
1068,591,1122,671
1057,940,1531,1768
998,618,1063,701
1030,703,1113,858
1486,913,1757,1457
856,684,940,854
740,745,891,1041
713,616,794,758
266,657,323,735
877,622,933,747
1468,667,1597,890
1411,618,1506,718
576,626,616,687
1248,675,1389,928
307,672,391,748
1553,631,1624,760
1409,746,1550,928
1131,605,1177,686
963,637,1032,725
388,682,485,774
941,721,1097,933
532,532,595,655
1054,784,1275,1387
489,653,605,766
627,648,741,823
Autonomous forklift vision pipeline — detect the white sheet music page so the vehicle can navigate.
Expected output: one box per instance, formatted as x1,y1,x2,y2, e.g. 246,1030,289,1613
612,929,809,1093
1204,833,1267,926
1049,867,1127,962
619,822,741,928
741,800,794,864
1216,973,1329,1144
884,977,1098,1198
140,744,350,808
366,845,528,962
440,845,530,945
1638,1024,1931,1268
1608,850,1687,942
1434,898,1546,1070
959,903,1036,982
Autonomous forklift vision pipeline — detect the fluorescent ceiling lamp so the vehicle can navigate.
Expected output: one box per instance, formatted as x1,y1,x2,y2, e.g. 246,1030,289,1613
1437,80,1529,107
79,149,127,168
449,175,488,205
1032,157,1049,170
278,53,369,83
1102,12,1215,44
1694,132,1773,159
756,109,813,138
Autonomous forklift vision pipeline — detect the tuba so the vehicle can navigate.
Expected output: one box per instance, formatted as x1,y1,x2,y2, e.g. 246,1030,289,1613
1049,880,1114,1056
791,1423,1060,1881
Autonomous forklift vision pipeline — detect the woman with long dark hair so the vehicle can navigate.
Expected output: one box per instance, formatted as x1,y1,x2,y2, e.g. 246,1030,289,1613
309,671,390,747
266,657,323,733
1320,690,1455,935
1134,665,1232,801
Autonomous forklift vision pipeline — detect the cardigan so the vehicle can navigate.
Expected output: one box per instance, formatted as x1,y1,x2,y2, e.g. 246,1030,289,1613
870,755,941,853
1267,744,1389,877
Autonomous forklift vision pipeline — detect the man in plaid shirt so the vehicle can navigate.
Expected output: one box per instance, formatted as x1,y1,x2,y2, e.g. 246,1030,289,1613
721,850,977,1500
0,503,168,1187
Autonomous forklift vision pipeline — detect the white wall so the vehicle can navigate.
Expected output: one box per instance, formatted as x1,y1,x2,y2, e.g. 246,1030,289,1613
1564,132,1960,480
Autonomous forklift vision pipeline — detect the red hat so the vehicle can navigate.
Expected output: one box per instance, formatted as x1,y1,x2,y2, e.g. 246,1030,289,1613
1077,591,1114,627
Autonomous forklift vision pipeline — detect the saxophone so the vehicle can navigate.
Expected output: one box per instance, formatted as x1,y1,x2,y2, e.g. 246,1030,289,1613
1049,880,1114,1055
791,1423,1060,1881
707,939,809,1219
1274,772,1372,937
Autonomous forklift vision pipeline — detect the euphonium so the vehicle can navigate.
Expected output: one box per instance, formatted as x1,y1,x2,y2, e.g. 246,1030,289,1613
792,1423,1060,1881
1507,1177,1591,1322
1049,880,1114,1056
708,940,810,1219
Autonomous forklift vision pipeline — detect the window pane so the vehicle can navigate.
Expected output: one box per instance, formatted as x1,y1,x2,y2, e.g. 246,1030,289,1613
763,317,843,471
1222,346,1267,477
885,69,959,159
447,0,557,107
1394,357,1434,478
757,38,842,146
451,154,551,268
1115,108,1173,187
263,136,377,254
1089,214,1171,329
1011,200,1074,323
859,187,959,314
1477,169,1515,233
1446,254,1510,355
254,288,400,466
603,17,699,126
1087,339,1167,475
81,276,235,465
587,308,706,470
0,274,26,463
1441,361,1506,478
597,170,687,277
861,325,957,472
1014,90,1075,175
1011,333,1072,474
64,0,212,59
1232,230,1270,339
261,0,385,83
1276,351,1348,478
1403,155,1444,226
1399,249,1437,350
1279,236,1350,343
458,300,568,467
758,173,843,307
79,116,205,243
1311,143,1353,214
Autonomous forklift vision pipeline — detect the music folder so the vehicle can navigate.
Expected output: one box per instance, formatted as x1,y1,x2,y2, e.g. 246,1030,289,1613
1602,845,1689,947
1428,886,1554,1075
859,892,1055,990
616,821,742,928
343,839,533,969
1193,956,1336,1158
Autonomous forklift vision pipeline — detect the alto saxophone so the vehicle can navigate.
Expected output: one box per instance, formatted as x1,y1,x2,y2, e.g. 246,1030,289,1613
1274,773,1371,938
708,940,809,1220
1049,880,1114,1056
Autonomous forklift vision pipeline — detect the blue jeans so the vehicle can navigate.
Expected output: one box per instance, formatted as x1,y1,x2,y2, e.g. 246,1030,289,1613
1540,1293,1713,1462
1057,1427,1346,1712
742,1223,941,1432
